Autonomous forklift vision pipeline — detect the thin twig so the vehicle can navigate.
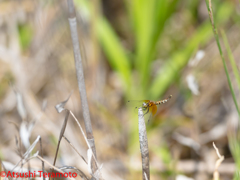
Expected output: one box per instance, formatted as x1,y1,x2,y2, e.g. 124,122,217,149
27,157,31,180
69,110,102,179
12,136,41,172
63,135,88,164
52,110,70,180
53,110,70,166
39,137,45,180
213,142,224,180
67,0,97,173
138,108,150,180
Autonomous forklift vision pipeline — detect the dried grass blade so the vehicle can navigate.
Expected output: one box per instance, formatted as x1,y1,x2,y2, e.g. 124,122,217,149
53,110,70,166
37,155,75,180
55,93,72,113
39,137,45,180
69,111,103,179
14,89,27,120
63,135,88,164
213,142,224,180
11,136,40,172
0,158,13,180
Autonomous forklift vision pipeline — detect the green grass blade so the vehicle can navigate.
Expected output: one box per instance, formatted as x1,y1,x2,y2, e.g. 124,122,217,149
221,30,240,91
133,0,158,88
229,135,240,170
152,0,178,48
18,24,33,50
75,0,131,89
131,0,179,90
149,22,212,99
205,0,240,118
149,1,234,99
97,18,131,88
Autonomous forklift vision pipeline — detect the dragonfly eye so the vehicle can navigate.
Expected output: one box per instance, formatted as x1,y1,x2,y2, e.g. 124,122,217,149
142,102,147,107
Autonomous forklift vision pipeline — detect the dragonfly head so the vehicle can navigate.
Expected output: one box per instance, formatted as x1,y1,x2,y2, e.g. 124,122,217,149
142,102,148,107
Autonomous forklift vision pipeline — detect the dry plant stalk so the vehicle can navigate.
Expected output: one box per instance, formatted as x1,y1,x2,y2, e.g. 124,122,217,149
63,135,88,164
69,111,102,176
53,110,70,166
39,137,45,180
213,142,224,180
54,95,102,179
67,0,98,173
138,108,150,180
37,155,76,180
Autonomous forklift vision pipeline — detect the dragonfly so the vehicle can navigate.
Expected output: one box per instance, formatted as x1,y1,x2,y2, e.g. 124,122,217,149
128,95,172,123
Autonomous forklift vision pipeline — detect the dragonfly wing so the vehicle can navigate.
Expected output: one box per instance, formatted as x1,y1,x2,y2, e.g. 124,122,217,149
127,100,151,112
145,105,157,124
150,104,157,116
127,100,150,104
147,113,152,124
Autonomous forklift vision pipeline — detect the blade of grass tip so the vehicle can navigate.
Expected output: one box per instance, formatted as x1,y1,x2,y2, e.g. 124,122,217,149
39,137,45,180
221,30,240,91
205,0,240,118
53,110,70,166
55,92,72,113
138,108,150,180
66,0,98,172
53,94,71,179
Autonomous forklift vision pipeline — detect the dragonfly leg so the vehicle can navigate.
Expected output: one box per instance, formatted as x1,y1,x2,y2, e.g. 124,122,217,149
143,107,149,116
147,113,152,124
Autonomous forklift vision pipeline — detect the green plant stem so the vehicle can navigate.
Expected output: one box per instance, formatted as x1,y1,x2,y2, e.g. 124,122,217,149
205,0,240,118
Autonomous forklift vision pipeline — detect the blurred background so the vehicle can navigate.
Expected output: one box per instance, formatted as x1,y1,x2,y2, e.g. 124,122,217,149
0,0,240,179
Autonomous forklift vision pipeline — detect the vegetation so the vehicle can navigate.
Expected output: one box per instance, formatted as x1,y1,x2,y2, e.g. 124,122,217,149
0,0,239,179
